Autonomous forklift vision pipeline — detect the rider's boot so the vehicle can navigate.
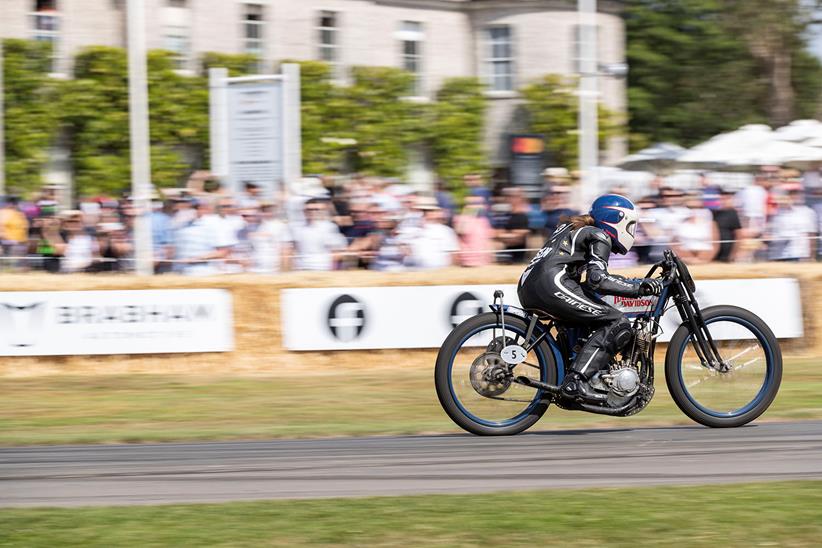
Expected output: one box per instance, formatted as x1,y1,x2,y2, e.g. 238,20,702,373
560,344,610,402
561,318,633,403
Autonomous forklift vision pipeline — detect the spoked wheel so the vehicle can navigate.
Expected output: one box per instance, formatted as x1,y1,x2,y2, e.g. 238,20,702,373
665,305,782,428
435,312,559,435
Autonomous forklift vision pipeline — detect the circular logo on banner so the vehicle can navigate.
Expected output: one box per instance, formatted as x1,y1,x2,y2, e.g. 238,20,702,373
449,292,483,328
327,295,366,342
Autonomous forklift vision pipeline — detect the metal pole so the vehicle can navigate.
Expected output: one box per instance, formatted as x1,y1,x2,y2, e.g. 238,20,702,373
578,0,599,207
282,63,302,196
127,0,154,275
208,67,229,183
0,40,5,196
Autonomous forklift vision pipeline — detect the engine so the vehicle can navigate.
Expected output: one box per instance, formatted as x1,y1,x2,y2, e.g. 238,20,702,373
590,362,641,408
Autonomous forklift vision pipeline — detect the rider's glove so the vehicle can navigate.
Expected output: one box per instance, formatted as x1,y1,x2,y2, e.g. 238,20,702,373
638,278,663,297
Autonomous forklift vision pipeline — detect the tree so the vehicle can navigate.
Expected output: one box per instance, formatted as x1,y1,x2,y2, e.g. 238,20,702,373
1,39,60,195
723,0,821,126
430,77,488,190
521,75,619,169
625,0,765,149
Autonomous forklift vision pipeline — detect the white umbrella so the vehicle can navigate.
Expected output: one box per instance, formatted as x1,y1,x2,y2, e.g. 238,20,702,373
617,142,686,172
773,119,822,144
678,124,775,169
726,139,822,169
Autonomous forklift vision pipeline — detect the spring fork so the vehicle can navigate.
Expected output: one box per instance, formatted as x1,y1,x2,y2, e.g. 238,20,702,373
494,290,506,344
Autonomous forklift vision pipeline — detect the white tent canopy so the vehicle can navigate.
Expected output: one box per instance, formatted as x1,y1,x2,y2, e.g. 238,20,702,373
678,123,822,170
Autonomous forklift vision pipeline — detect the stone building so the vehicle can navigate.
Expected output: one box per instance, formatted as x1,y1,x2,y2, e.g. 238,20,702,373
1,0,626,180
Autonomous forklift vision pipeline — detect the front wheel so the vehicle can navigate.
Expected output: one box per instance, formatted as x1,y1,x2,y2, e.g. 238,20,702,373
435,312,559,435
665,305,782,428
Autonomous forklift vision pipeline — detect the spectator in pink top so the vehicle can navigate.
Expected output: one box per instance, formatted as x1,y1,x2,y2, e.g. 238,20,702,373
454,195,494,267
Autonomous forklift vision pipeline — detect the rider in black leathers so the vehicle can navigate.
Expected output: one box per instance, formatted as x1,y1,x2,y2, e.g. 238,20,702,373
517,194,661,401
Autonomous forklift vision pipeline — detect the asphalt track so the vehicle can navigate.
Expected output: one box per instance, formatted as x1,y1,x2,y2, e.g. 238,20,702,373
2,421,821,507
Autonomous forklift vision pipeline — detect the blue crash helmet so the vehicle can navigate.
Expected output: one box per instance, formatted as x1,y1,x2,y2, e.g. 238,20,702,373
589,194,640,254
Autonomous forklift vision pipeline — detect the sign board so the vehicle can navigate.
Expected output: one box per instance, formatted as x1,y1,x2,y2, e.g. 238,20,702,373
227,82,283,191
0,290,234,356
281,279,802,351
209,65,301,198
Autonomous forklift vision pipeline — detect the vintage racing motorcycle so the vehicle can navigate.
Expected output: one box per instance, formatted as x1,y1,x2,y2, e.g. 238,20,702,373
435,250,782,435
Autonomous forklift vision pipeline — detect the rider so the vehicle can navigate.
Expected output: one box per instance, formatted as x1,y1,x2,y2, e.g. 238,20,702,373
517,194,662,401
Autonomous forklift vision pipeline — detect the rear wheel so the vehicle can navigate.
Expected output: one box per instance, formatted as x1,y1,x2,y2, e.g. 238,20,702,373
665,305,782,428
435,312,559,436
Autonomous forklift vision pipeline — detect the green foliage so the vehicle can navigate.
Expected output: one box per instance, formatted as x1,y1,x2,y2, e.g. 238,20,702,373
625,0,765,148
521,75,619,169
61,47,209,196
200,52,259,77
625,0,822,147
1,39,60,195
345,66,425,177
430,77,487,190
282,60,351,175
793,49,822,120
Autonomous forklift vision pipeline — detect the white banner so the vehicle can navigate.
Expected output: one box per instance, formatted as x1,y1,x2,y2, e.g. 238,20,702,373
0,290,234,356
281,278,802,351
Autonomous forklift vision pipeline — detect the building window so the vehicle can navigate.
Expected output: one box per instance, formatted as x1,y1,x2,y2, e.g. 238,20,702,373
484,26,514,92
164,0,191,70
317,10,340,74
30,0,61,72
398,21,424,96
243,3,265,70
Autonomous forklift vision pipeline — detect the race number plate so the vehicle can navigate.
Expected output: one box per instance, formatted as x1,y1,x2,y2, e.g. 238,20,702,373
501,345,527,365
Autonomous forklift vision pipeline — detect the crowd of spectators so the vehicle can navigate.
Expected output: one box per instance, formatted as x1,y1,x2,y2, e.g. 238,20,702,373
0,166,820,275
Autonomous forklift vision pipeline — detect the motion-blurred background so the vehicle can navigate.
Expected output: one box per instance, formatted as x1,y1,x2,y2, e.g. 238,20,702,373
1,1,822,546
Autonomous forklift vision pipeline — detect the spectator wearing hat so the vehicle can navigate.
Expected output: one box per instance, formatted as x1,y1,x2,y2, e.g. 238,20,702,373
408,197,460,269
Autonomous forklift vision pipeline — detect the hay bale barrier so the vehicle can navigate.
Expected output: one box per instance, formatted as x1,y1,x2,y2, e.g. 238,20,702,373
1,263,820,377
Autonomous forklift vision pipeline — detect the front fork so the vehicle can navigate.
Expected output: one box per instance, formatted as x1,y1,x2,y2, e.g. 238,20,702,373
671,281,726,371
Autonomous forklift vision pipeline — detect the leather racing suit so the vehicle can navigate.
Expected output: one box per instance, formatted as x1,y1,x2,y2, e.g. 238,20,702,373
517,222,644,382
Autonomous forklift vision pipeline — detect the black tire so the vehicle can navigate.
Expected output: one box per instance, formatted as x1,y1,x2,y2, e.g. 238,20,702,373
435,312,558,436
665,305,782,428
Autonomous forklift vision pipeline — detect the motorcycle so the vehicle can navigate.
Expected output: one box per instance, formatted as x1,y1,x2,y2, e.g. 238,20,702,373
435,249,782,435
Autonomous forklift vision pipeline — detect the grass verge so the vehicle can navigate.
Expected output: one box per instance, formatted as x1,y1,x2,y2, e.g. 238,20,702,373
2,481,821,546
1,358,820,446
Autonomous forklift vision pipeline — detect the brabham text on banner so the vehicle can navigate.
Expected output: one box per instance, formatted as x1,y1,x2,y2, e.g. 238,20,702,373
0,289,234,356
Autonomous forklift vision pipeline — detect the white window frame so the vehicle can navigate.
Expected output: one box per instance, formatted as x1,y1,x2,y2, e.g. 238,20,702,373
163,0,192,72
397,21,425,97
484,25,515,93
317,10,342,78
242,2,266,72
29,1,62,74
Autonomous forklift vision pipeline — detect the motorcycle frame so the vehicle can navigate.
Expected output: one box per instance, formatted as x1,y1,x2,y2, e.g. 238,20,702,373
490,249,722,386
